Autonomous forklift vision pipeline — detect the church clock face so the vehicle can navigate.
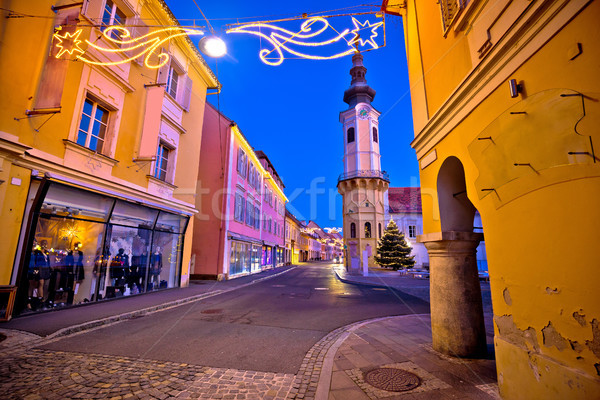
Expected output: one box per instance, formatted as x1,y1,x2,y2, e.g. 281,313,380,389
358,108,369,119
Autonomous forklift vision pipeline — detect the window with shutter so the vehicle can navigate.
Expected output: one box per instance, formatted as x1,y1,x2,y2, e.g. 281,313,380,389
439,0,468,33
182,76,193,111
102,0,126,39
153,143,171,181
34,5,81,111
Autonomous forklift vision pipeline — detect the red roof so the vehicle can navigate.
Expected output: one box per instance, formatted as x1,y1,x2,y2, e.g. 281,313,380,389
388,187,422,213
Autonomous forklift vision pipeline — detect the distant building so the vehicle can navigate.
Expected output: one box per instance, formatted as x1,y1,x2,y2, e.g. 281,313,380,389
191,103,287,280
284,209,302,265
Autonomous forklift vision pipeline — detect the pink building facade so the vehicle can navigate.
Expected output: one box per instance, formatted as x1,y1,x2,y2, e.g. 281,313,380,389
191,103,286,280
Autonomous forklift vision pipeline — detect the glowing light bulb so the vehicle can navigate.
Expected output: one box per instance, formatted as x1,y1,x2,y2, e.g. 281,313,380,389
199,36,227,58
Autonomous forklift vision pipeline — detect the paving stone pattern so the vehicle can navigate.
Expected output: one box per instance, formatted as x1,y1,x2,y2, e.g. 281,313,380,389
0,349,295,400
0,314,356,400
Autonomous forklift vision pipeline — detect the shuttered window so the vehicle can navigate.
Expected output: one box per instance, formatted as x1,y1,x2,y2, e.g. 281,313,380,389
439,0,468,33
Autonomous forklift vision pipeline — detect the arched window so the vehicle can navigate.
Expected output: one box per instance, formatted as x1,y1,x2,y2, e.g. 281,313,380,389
350,223,356,238
378,223,382,238
365,222,371,238
347,127,355,143
373,127,378,143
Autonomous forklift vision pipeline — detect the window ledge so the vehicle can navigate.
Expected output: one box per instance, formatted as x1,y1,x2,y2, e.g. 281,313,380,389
63,140,119,165
146,175,177,189
454,0,479,32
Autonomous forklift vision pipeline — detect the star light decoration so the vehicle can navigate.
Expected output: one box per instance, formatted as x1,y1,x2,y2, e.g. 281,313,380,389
226,14,385,66
348,17,384,49
51,14,384,68
53,25,205,69
54,28,84,58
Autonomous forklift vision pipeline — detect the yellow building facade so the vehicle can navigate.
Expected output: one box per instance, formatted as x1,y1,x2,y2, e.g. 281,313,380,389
383,0,600,397
0,0,217,316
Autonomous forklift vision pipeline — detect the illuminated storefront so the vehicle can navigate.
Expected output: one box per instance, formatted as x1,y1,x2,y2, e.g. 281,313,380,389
16,180,188,314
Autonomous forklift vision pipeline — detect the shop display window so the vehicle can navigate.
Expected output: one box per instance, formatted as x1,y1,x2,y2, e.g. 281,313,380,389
110,200,158,228
156,211,187,233
17,182,188,315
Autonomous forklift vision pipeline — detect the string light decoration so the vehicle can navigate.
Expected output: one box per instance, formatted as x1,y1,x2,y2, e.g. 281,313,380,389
226,14,385,66
53,25,206,68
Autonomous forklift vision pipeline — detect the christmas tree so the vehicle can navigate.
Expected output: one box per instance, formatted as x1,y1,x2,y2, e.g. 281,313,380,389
374,218,415,270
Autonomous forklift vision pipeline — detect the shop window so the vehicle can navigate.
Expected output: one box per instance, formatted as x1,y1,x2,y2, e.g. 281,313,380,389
110,200,158,228
350,222,356,238
347,127,355,143
408,225,417,239
19,182,188,315
365,222,372,238
373,127,378,143
77,97,109,153
153,143,171,181
102,0,126,39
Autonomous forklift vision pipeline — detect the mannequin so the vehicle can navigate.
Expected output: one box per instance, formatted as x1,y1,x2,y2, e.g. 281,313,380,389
149,247,162,290
73,242,85,289
27,240,51,310
110,248,129,294
92,247,109,301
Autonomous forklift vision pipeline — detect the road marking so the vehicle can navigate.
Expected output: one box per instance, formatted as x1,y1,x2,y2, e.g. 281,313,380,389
271,284,286,287
314,288,330,291
372,288,387,291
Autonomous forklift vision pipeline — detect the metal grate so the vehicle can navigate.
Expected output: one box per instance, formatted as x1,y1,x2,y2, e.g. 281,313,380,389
364,368,421,392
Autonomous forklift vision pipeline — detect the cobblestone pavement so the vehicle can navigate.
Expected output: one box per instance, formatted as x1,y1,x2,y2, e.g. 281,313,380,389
0,315,356,400
0,349,296,400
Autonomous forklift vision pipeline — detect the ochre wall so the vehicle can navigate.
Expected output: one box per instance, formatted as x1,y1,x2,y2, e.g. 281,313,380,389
399,0,600,397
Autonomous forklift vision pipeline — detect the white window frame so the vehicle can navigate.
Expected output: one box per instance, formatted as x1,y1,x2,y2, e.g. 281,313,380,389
166,66,180,99
76,96,110,154
408,225,417,239
153,142,171,181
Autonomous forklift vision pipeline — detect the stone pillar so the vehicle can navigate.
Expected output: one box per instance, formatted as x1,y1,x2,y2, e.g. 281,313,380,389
420,231,486,357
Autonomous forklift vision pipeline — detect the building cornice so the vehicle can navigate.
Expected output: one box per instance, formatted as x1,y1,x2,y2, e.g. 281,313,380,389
410,0,588,160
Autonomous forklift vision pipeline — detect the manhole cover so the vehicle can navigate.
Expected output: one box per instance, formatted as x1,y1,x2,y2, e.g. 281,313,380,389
364,368,421,392
201,309,223,314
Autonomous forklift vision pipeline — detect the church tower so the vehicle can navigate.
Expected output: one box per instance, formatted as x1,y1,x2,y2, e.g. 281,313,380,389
337,52,389,274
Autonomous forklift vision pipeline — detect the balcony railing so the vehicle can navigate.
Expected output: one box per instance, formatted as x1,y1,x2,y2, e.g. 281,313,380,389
338,170,390,183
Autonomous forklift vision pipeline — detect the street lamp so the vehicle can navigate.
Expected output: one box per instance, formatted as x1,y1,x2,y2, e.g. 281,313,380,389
199,36,227,58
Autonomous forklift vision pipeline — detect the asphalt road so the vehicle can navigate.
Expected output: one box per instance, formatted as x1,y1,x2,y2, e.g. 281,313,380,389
39,263,430,374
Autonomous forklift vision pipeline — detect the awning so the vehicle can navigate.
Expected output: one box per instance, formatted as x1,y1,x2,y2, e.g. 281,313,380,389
228,231,263,245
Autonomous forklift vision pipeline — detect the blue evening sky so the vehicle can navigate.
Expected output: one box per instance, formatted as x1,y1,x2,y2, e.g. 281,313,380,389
167,1,418,229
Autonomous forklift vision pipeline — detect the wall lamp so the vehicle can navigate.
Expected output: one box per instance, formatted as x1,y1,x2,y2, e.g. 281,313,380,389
509,79,523,98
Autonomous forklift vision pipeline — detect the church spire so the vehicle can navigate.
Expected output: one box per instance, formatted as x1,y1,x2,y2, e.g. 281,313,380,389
343,52,376,108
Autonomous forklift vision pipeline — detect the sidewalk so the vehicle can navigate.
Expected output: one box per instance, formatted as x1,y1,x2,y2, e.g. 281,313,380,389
319,266,499,399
